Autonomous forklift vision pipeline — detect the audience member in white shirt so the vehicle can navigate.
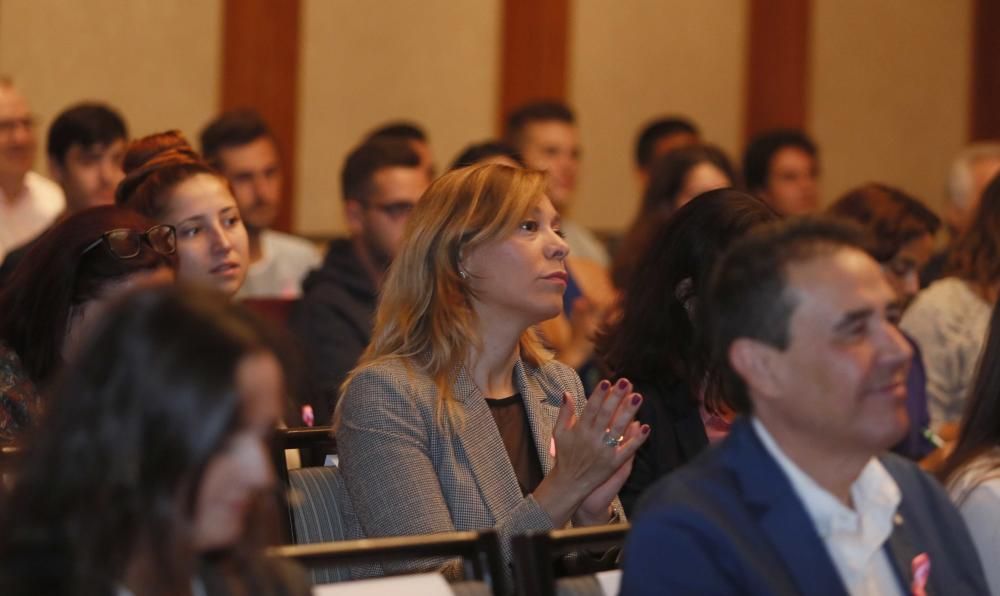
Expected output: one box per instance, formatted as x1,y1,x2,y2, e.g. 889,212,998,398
200,109,319,299
0,102,128,282
0,79,64,261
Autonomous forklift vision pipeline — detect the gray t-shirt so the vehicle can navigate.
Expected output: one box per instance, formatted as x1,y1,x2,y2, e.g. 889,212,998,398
900,277,992,428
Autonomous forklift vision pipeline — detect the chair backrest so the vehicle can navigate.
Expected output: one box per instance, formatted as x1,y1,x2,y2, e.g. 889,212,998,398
272,425,338,542
287,465,372,584
240,297,297,327
511,523,630,596
0,444,20,491
268,529,503,595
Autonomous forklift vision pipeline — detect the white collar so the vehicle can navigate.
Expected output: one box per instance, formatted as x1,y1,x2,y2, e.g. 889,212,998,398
751,418,900,538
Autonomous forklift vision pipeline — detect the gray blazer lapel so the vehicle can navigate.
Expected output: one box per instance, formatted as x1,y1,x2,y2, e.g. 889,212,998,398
514,359,561,475
453,365,526,522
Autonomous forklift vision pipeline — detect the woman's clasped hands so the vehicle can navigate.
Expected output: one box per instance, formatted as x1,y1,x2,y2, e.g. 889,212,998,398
532,378,650,527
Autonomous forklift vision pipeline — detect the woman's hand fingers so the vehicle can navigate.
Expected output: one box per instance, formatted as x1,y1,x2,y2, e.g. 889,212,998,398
605,392,643,441
579,378,611,428
615,421,651,462
591,378,632,432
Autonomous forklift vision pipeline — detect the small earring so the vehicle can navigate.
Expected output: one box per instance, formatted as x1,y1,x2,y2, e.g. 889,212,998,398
459,270,469,280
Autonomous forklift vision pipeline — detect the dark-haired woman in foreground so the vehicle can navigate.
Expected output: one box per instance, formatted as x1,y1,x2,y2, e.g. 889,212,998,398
599,189,776,514
0,287,308,596
0,206,176,444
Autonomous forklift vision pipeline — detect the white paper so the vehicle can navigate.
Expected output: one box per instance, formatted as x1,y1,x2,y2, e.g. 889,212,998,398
596,569,622,596
313,572,453,595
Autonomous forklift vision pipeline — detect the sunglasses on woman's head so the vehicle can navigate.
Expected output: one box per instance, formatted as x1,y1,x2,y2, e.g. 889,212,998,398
80,225,177,259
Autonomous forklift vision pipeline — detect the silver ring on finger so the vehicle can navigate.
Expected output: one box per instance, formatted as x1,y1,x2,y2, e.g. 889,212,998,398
603,430,623,448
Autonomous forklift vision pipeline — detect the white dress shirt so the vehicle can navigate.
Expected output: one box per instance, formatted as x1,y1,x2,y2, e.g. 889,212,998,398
0,171,65,261
753,419,904,596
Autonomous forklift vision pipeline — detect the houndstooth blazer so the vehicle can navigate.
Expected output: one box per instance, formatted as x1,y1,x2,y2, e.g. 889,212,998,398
336,355,626,581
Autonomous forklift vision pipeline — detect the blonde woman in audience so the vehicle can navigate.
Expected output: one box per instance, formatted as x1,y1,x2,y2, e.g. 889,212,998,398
0,287,308,596
939,299,1000,595
336,164,648,583
116,131,250,297
901,173,1000,433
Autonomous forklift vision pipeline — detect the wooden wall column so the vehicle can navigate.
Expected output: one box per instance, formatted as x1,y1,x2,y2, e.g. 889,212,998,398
221,0,301,233
744,0,813,141
970,0,1000,141
498,0,571,134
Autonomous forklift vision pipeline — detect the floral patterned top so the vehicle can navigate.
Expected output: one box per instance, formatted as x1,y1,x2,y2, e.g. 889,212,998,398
0,343,41,444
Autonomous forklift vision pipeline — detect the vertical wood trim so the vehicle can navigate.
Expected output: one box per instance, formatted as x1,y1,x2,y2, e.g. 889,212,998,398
744,0,813,141
970,0,1000,141
221,0,301,233
498,0,571,134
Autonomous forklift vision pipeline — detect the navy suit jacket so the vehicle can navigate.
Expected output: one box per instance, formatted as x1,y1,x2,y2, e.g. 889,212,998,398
620,419,989,595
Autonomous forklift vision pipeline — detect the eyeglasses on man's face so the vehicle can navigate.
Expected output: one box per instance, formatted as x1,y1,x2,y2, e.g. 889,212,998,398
367,201,416,220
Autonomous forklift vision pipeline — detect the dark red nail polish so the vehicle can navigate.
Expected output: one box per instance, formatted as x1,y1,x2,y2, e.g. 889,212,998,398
642,425,651,435
617,378,629,390
632,394,642,406
599,380,611,391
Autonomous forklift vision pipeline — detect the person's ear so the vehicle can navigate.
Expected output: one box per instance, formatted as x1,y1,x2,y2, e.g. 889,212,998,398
729,338,784,402
457,243,477,279
343,199,364,236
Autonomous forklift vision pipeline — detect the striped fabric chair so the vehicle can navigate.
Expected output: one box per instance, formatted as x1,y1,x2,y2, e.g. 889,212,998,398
288,465,379,583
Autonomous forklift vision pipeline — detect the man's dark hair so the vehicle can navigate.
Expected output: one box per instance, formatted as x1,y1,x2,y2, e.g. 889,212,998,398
635,116,700,169
199,109,273,167
504,100,575,149
366,121,428,144
704,217,867,414
743,128,818,193
449,140,522,171
341,138,421,204
47,103,128,166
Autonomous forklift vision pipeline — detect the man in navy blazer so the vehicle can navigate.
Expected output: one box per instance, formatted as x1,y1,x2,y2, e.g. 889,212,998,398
621,218,989,595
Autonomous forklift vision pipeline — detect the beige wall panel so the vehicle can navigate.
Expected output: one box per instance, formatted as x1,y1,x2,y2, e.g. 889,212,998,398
811,0,971,211
0,0,222,173
569,0,748,232
298,0,500,235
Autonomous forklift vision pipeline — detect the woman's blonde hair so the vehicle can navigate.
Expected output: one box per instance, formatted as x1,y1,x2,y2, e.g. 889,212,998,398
341,163,552,427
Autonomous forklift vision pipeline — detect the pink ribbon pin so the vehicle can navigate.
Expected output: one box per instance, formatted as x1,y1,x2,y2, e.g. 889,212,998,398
911,552,930,596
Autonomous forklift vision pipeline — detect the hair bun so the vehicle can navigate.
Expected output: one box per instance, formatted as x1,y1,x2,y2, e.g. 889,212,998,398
116,131,213,212
122,130,200,174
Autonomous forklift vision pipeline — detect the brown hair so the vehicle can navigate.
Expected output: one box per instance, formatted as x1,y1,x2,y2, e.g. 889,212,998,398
0,206,176,384
827,183,940,263
948,173,1000,298
115,130,223,220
